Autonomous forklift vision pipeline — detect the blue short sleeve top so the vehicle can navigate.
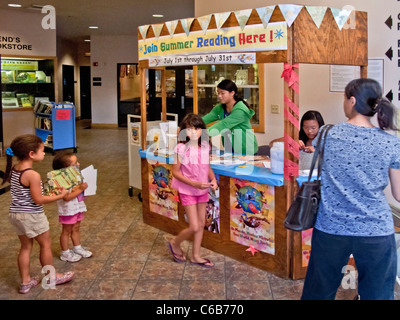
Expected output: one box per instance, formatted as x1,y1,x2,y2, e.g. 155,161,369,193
314,122,400,237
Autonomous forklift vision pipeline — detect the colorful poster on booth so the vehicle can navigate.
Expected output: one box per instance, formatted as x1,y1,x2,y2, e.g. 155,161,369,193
229,178,275,255
205,183,220,234
148,162,178,220
302,229,313,267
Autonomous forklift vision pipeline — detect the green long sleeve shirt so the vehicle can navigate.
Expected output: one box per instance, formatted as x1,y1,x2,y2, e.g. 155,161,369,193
202,101,258,155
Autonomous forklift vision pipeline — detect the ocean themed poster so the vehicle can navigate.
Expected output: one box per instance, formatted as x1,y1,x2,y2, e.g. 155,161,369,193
302,229,313,267
148,162,178,220
230,178,275,255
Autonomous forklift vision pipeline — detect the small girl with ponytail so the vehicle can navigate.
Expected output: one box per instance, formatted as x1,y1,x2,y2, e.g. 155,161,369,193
2,134,74,294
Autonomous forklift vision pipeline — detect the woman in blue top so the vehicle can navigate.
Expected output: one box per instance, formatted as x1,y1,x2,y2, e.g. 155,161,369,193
301,78,400,300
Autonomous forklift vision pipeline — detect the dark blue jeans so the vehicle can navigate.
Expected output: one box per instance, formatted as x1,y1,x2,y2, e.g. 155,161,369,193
301,228,397,300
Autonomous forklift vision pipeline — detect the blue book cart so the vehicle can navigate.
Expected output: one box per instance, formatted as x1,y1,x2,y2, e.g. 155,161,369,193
34,102,77,153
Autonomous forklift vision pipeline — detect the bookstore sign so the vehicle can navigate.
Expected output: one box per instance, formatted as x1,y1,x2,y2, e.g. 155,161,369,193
0,6,56,56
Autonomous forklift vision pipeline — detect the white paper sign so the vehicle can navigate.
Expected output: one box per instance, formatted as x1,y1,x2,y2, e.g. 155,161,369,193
81,165,97,196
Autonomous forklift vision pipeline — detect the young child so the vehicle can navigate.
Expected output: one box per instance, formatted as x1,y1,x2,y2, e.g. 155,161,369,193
2,134,74,294
52,152,92,262
169,114,218,268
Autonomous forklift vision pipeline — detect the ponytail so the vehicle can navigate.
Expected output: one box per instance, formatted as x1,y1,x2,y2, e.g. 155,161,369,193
375,97,397,131
345,78,398,131
2,148,14,185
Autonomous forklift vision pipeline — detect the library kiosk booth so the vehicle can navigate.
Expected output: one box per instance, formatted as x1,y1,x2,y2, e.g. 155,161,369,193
137,5,368,279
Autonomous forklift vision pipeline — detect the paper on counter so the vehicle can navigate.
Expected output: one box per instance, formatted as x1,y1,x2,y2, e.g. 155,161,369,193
81,165,97,196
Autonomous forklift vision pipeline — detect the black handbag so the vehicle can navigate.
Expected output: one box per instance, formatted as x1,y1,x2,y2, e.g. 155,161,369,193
284,124,333,231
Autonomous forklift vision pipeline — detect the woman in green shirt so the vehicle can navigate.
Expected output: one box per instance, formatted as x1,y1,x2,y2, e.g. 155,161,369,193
201,80,258,155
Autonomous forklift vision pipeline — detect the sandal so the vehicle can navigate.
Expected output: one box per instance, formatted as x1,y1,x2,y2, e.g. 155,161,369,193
190,258,214,268
19,276,40,294
168,242,186,263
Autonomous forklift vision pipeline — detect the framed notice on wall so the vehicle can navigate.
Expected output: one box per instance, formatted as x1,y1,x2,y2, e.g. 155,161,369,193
329,65,360,92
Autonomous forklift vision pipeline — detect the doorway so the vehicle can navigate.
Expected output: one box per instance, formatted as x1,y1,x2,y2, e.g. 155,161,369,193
62,65,75,103
146,66,193,124
117,63,140,127
80,66,91,120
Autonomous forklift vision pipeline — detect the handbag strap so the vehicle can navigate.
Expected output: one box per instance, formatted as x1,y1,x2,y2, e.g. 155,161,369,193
307,124,333,182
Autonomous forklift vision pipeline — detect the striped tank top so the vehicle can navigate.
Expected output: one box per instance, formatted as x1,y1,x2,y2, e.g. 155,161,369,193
10,168,44,214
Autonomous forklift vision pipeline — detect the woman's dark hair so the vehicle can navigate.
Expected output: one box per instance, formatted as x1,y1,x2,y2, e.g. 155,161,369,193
53,152,74,170
217,79,250,108
178,113,209,146
2,134,43,184
345,78,398,131
299,110,325,144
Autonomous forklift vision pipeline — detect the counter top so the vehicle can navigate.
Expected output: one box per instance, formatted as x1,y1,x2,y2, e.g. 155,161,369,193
139,149,284,187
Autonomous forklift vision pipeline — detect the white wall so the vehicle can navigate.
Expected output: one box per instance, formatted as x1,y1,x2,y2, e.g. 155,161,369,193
195,0,400,207
90,35,137,125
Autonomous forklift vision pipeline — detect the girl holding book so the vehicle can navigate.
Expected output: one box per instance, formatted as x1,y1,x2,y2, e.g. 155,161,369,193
52,152,92,262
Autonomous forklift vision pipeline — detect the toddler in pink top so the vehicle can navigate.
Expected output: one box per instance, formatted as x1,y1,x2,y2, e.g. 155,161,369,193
169,114,218,268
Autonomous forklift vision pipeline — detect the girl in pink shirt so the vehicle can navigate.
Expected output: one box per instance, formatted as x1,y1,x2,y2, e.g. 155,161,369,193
169,114,218,268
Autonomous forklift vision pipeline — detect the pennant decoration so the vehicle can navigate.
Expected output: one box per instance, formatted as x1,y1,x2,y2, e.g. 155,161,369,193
151,24,164,40
330,7,352,30
278,4,303,27
255,6,275,29
138,25,150,40
214,12,231,30
306,6,327,29
165,20,178,38
234,9,253,30
197,14,212,34
180,18,194,36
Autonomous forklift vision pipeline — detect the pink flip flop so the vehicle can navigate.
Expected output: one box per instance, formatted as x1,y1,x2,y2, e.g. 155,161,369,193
168,242,186,263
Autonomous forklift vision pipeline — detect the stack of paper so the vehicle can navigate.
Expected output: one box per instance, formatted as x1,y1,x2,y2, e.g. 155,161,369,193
81,165,97,196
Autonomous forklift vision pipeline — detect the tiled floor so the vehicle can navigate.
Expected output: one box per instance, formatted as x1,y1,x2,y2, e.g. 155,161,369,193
0,121,396,300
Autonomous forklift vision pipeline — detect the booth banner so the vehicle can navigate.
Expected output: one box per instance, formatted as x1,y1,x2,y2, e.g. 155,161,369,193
149,52,255,67
139,22,287,60
229,178,275,255
148,162,179,221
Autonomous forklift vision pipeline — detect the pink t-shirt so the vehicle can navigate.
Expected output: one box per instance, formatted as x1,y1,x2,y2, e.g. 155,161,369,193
171,141,210,196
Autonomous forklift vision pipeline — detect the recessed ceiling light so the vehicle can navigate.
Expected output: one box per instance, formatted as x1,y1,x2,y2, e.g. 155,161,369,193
152,14,164,18
89,26,98,29
84,39,91,42
8,4,22,7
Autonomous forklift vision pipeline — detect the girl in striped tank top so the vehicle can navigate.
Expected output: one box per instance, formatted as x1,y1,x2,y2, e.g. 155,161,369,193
2,134,74,294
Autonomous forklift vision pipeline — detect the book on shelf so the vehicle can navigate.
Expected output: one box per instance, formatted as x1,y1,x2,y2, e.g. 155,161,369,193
34,100,53,114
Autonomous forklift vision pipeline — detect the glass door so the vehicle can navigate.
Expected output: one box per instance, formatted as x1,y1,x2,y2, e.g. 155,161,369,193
117,63,141,127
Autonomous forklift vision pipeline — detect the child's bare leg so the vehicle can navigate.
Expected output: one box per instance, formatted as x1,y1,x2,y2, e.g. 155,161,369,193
191,202,207,263
60,224,73,251
71,221,81,246
35,230,53,267
17,235,33,284
171,204,198,258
